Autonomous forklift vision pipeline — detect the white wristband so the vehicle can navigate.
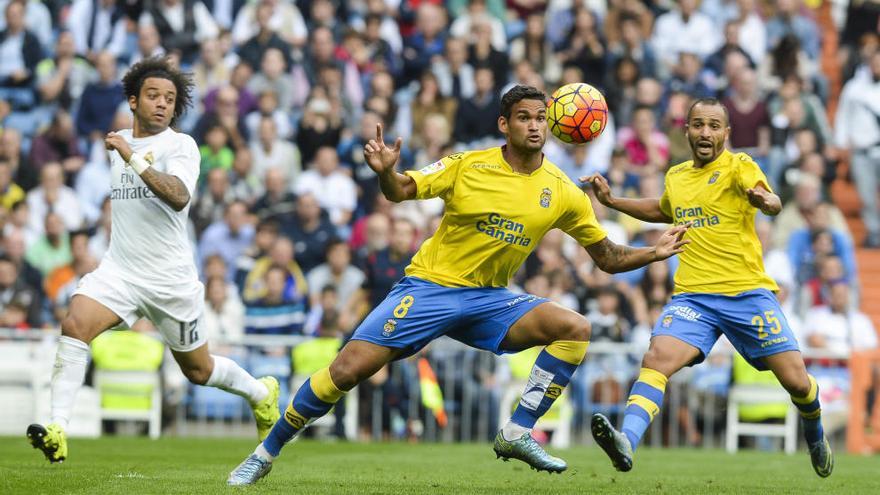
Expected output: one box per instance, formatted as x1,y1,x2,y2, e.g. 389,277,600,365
127,152,151,175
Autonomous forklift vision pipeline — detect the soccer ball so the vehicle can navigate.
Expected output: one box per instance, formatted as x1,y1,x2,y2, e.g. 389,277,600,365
546,83,608,144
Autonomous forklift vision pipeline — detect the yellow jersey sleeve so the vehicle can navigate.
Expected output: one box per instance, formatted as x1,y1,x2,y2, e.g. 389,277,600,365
735,153,773,193
554,181,607,246
404,152,465,200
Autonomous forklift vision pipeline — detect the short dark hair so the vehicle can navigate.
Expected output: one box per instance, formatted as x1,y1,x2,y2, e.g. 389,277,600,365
686,97,730,126
500,85,547,120
122,56,194,127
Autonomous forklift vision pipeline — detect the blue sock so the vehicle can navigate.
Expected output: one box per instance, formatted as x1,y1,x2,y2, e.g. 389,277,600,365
510,340,588,429
620,368,668,451
262,368,344,457
792,375,824,445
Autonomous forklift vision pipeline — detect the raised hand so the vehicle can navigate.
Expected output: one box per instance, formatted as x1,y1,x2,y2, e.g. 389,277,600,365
363,123,403,176
580,173,613,206
654,223,691,260
104,132,133,162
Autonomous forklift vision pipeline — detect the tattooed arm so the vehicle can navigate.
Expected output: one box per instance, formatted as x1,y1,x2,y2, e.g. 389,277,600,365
139,167,191,211
586,225,690,273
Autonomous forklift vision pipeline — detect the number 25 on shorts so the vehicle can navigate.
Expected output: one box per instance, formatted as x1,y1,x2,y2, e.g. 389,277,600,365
751,310,781,340
393,295,415,318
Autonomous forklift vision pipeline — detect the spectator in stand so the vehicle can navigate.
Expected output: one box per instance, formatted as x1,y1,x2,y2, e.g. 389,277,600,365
199,200,255,281
664,52,714,105
722,69,770,158
401,3,447,86
350,211,390,266
192,85,249,148
834,50,880,248
35,30,93,114
87,197,111,259
337,111,385,218
65,0,127,61
1,227,41,291
245,89,293,141
139,0,219,65
294,146,357,228
202,62,258,117
557,6,606,89
283,192,335,274
408,71,457,150
234,217,279,291
432,37,475,101
453,66,501,146
203,274,245,345
26,162,83,235
244,264,307,335
773,173,849,249
361,217,416,308
0,159,23,210
237,0,293,72
616,104,669,175
727,0,767,66
192,38,231,96
765,0,820,61
128,23,165,66
306,238,365,313
607,13,657,80
30,109,86,178
249,115,300,182
191,167,234,235
242,236,308,304
651,0,720,77
250,167,295,222
292,26,363,110
43,229,97,324
247,48,295,113
228,147,262,205
25,211,72,276
787,203,856,285
0,254,41,327
76,51,125,140
295,90,343,166
231,0,307,49
198,124,235,177
0,0,51,51
449,0,505,51
803,281,877,355
0,0,41,113
798,255,849,317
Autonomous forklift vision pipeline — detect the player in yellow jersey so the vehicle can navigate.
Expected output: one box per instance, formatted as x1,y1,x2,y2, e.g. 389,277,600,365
228,85,690,485
586,98,832,478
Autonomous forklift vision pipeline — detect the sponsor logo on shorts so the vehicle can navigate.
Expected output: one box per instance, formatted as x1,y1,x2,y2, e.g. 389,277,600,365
666,305,702,321
662,315,674,328
382,319,397,337
760,336,789,348
506,295,540,307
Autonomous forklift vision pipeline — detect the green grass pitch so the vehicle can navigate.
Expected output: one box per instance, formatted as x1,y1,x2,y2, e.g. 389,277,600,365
1,437,877,494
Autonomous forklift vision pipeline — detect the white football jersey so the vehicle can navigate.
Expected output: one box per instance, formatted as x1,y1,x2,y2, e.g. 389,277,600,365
103,128,201,305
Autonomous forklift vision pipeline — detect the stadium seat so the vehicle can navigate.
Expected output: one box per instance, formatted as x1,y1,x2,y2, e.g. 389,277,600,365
94,370,162,439
726,353,798,454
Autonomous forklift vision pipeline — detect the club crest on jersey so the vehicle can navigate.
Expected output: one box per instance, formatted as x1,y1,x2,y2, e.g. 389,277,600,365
708,171,721,184
662,315,674,328
419,160,445,175
383,319,397,337
144,151,154,164
540,188,552,208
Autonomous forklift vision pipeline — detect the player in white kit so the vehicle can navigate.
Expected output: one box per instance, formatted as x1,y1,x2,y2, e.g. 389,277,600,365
27,57,280,463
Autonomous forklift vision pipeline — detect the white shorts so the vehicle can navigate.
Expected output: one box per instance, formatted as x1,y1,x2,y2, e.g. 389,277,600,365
74,260,207,352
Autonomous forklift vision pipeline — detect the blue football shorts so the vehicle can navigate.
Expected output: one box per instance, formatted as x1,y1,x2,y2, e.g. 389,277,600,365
652,289,801,370
350,277,548,359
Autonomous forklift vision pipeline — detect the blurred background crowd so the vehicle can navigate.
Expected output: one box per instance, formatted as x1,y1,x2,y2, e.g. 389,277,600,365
0,0,879,443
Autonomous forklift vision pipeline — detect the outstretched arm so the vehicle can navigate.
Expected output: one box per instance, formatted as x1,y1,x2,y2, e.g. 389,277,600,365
364,123,417,202
582,173,673,223
585,224,690,273
105,132,191,211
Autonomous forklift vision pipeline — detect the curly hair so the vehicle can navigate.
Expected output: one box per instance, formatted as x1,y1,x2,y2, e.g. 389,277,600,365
122,56,194,127
500,85,547,120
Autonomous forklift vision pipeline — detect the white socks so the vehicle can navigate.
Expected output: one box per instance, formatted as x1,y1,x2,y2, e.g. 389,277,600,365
50,336,91,430
254,442,275,461
205,355,268,404
501,420,531,442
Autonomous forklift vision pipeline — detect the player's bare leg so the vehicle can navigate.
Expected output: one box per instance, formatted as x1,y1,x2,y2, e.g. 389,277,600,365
171,343,279,441
592,336,700,472
27,295,121,463
493,302,591,473
763,351,833,477
228,341,402,485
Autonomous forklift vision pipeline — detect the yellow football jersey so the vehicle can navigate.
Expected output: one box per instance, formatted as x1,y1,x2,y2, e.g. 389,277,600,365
403,148,607,288
660,149,778,295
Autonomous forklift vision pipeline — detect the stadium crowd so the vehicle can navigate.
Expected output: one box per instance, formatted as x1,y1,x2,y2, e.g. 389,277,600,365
0,0,878,440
